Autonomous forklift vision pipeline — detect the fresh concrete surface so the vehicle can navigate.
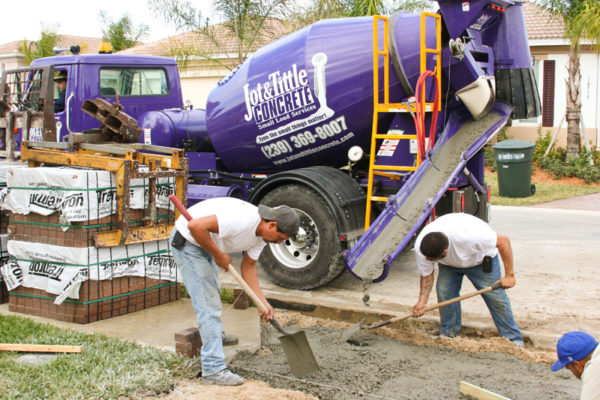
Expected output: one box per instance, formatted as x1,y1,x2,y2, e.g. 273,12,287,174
0,298,261,361
224,204,600,349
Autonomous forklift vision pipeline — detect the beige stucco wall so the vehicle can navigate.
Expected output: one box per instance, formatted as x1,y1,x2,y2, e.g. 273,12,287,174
178,61,232,110
0,54,25,71
506,125,598,148
180,75,222,110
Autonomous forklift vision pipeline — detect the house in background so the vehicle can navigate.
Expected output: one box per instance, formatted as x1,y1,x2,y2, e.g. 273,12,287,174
118,19,291,110
0,36,103,72
509,1,599,149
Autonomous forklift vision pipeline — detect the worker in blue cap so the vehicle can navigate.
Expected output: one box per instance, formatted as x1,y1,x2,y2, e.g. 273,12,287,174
551,331,599,400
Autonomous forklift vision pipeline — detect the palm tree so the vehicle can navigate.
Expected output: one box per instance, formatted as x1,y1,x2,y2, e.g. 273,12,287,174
291,0,430,24
148,0,288,70
19,29,61,65
100,12,150,52
532,0,600,158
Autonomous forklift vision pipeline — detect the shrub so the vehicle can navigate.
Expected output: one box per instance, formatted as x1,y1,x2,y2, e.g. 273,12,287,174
484,145,496,171
533,128,565,163
530,127,599,183
537,150,600,183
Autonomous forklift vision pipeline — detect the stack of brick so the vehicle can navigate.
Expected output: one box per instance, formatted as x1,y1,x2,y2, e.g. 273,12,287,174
0,234,8,304
0,164,15,304
0,166,180,323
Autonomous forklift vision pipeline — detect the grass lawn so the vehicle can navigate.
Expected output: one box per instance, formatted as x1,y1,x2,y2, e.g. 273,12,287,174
0,315,200,400
486,168,600,207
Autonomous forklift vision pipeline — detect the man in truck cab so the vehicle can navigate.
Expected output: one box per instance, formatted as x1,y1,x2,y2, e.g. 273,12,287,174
170,197,300,386
54,71,67,113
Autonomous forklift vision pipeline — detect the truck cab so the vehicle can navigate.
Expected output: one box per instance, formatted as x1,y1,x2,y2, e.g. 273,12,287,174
30,54,184,143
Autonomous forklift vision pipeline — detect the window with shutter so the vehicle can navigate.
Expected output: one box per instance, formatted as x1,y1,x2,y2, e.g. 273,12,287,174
542,60,555,127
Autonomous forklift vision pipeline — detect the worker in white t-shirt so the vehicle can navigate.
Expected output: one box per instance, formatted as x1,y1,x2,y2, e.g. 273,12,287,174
171,197,299,386
412,213,523,346
551,331,600,400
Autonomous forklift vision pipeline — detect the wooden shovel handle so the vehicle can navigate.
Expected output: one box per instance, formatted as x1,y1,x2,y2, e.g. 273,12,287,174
169,194,192,221
168,194,269,315
226,264,269,315
366,282,503,330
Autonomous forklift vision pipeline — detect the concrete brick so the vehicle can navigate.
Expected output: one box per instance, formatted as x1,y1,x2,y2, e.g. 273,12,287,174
175,340,201,358
233,288,250,310
175,327,201,343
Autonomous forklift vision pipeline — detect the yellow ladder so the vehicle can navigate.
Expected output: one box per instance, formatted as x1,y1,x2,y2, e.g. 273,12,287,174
364,13,442,230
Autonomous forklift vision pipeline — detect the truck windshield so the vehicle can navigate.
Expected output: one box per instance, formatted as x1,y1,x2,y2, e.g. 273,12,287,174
99,68,169,97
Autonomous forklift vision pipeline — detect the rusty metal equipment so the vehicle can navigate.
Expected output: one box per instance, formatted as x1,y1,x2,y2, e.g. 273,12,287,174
20,139,188,247
0,65,57,160
81,97,142,143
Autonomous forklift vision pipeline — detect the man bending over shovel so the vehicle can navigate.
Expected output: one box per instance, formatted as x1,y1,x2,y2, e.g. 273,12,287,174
411,213,523,347
170,197,300,386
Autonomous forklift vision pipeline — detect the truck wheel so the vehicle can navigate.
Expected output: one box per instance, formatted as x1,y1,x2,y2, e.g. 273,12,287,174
259,184,345,290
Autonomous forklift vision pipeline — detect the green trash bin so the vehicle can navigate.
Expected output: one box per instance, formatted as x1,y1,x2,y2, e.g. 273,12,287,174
492,139,536,198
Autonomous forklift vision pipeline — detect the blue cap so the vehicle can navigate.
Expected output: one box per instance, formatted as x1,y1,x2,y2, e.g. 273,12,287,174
551,331,598,371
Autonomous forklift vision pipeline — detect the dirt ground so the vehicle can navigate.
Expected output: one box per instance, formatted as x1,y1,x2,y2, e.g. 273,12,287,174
147,311,581,400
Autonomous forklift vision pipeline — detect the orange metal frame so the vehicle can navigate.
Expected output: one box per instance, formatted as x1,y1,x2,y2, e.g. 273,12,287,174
364,14,441,230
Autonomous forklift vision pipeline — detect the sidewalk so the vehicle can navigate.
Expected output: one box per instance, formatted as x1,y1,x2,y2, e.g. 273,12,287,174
530,192,600,211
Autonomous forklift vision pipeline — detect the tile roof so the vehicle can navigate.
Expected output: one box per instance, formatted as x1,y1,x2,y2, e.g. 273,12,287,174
523,1,565,40
0,36,103,56
118,18,292,58
0,41,23,54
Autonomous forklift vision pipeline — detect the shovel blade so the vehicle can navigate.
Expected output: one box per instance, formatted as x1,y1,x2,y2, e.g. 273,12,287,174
278,331,320,377
341,323,362,343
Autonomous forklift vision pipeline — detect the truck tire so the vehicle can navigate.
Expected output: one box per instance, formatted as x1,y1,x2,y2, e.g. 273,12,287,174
259,184,345,290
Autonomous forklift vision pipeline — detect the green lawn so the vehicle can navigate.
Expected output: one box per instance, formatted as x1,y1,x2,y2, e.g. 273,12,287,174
486,170,600,207
0,315,199,400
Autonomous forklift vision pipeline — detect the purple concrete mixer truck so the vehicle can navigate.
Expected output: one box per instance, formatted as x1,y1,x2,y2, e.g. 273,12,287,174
0,0,540,290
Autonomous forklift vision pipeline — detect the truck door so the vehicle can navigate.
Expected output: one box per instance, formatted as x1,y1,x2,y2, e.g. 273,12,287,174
52,66,73,142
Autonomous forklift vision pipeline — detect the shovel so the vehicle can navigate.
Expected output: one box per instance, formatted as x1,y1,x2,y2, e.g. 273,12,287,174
168,194,320,377
342,282,503,342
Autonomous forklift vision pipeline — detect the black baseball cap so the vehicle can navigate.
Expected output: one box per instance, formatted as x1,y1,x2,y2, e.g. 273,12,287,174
258,204,300,237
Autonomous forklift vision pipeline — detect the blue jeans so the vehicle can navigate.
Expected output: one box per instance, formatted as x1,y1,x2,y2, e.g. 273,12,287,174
437,256,523,345
170,230,226,375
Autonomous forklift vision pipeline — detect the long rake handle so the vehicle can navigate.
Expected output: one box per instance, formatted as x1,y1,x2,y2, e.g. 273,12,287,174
366,282,503,330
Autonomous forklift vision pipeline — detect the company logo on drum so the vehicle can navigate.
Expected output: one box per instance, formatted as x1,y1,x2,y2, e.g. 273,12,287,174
243,64,316,128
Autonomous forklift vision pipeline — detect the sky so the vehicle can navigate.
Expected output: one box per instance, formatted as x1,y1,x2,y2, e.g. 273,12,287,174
1,0,214,45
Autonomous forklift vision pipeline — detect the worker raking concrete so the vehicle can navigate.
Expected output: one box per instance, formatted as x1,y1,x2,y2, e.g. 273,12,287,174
170,197,299,386
411,213,524,346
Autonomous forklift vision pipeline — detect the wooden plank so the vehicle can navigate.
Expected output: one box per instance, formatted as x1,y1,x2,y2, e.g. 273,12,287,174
0,344,82,353
460,381,511,400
